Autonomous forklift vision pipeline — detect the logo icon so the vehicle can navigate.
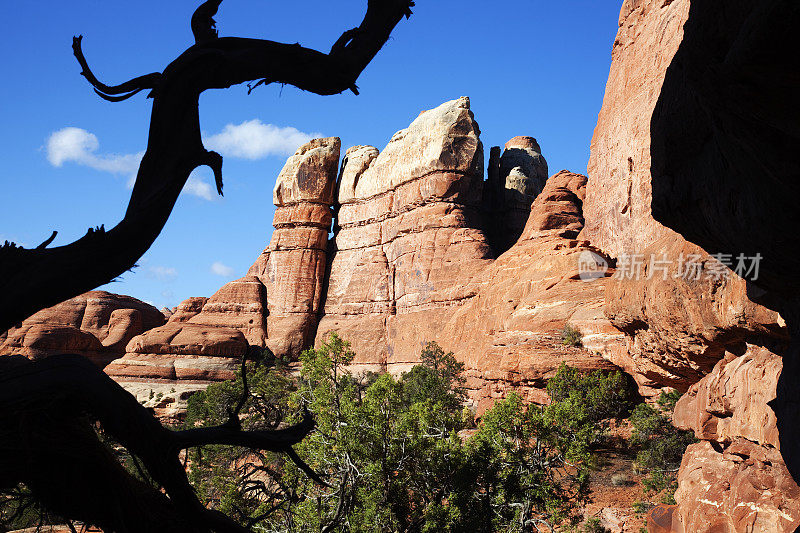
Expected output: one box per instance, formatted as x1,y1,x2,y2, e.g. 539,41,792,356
578,250,609,281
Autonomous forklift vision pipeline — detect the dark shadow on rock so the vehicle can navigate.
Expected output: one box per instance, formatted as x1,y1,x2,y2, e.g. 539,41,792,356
650,0,800,481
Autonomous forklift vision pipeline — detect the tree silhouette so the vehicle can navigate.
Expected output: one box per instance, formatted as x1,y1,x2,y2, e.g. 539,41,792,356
0,1,414,531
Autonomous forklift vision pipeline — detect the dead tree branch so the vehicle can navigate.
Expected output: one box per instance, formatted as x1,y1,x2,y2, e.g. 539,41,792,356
0,0,415,333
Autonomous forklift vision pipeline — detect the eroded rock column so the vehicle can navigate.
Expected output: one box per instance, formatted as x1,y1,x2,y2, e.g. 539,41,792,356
485,136,549,254
248,137,340,358
317,97,493,372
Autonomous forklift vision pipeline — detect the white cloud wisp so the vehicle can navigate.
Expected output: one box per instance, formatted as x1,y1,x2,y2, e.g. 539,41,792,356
210,262,235,278
204,120,322,159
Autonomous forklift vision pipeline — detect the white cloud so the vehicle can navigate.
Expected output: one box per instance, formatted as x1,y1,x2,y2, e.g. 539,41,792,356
185,173,215,201
204,120,322,159
147,265,178,283
47,127,143,175
210,262,235,278
45,120,320,201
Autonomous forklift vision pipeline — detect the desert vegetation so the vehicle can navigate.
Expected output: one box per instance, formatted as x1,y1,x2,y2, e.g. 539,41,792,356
83,335,691,533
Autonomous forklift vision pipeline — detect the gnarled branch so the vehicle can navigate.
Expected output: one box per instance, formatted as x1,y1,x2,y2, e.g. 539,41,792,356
72,35,162,101
0,0,414,334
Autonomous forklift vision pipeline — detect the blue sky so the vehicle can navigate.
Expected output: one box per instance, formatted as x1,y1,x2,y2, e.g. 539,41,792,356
0,0,620,310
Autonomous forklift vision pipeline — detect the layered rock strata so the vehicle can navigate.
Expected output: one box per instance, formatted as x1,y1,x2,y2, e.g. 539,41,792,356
316,97,494,373
105,276,268,418
583,1,797,523
666,346,800,532
440,171,628,409
316,114,628,406
580,0,786,392
248,137,340,358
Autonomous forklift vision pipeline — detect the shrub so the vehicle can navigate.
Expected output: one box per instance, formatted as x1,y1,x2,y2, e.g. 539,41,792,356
630,391,696,502
183,338,630,532
633,500,653,516
582,517,611,533
547,363,635,422
562,324,583,347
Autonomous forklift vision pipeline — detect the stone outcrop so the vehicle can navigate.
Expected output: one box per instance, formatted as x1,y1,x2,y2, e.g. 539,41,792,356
441,230,625,411
431,170,625,407
0,291,164,366
646,0,800,486
104,138,338,416
185,276,268,347
674,346,782,447
582,1,798,524
168,297,208,323
649,0,800,308
485,136,549,254
667,346,800,532
104,277,268,418
104,320,248,420
311,99,624,409
248,137,340,358
521,170,585,236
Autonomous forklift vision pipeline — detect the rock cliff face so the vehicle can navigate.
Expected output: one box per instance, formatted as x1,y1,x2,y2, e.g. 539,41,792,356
310,99,623,409
436,170,627,410
0,291,164,366
583,0,798,529
650,0,800,307
316,97,494,372
580,0,786,393
647,0,800,490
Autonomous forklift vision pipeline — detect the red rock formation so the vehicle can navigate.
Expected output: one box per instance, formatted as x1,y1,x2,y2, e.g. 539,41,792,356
435,171,625,407
186,276,268,347
521,170,585,236
646,0,800,486
442,230,624,411
0,291,164,366
104,322,247,419
248,137,340,358
665,346,800,531
316,114,626,407
5,324,106,364
168,296,208,323
649,0,800,306
485,136,549,253
316,97,494,372
105,277,268,417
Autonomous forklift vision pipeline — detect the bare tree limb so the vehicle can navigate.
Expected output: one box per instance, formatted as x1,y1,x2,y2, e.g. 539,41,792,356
72,35,162,101
0,0,415,333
